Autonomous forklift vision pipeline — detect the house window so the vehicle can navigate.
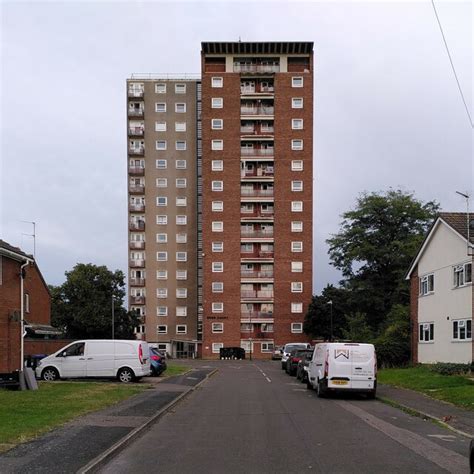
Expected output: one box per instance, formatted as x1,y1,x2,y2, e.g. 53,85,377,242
157,251,167,261
452,319,472,340
176,325,187,334
261,342,274,353
176,270,187,280
156,197,167,207
212,98,223,108
453,262,472,288
419,322,434,342
155,103,166,112
291,221,303,232
212,302,224,313
175,103,186,113
212,77,223,88
212,221,223,232
212,262,224,272
212,140,223,151
176,140,186,151
212,160,223,171
176,215,187,225
156,215,168,225
176,233,187,243
156,233,167,243
212,181,223,191
175,122,186,132
212,343,224,353
212,282,224,293
157,289,168,299
157,306,168,316
292,201,303,212
291,160,303,171
157,325,167,334
291,302,303,313
292,98,303,109
419,274,434,296
212,201,223,212
175,84,186,94
292,119,303,130
176,251,187,262
292,139,303,151
291,241,303,252
176,288,187,298
291,262,303,272
156,140,167,150
261,323,274,333
292,181,303,191
156,178,167,188
212,119,223,130
292,77,304,87
156,159,167,169
176,178,187,188
155,121,167,132
212,322,224,333
176,160,187,169
212,242,223,252
155,83,166,94
176,197,187,206
291,282,303,293
176,306,187,317
156,270,167,280
291,323,303,333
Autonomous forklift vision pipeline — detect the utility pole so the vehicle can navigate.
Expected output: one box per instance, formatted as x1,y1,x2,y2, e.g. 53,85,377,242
112,295,115,340
327,300,333,342
455,191,472,255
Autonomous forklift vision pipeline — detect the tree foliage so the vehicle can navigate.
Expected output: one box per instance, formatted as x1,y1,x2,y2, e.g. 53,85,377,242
50,263,138,339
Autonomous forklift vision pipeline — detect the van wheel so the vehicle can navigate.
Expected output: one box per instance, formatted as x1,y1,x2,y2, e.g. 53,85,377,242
306,379,313,390
42,367,59,381
367,383,377,399
118,367,135,383
317,379,326,398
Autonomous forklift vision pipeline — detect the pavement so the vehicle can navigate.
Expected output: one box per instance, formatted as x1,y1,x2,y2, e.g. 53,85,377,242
0,361,472,473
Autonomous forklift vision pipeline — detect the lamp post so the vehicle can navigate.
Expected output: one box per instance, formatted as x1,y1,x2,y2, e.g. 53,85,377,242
111,295,115,340
327,300,333,342
249,309,253,361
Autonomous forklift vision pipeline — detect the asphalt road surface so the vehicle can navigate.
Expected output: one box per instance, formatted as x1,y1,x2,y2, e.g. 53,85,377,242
100,360,470,474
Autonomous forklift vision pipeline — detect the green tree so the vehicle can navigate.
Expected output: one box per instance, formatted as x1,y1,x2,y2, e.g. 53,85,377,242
327,189,438,329
51,263,138,339
341,312,374,342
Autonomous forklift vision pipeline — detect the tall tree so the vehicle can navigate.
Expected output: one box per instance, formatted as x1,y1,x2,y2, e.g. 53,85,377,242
51,263,138,339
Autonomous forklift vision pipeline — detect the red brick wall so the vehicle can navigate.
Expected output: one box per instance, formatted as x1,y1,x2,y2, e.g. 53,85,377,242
410,267,419,364
24,339,73,357
24,264,51,326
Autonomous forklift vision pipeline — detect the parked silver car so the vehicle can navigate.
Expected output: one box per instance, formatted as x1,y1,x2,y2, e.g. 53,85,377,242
272,346,283,360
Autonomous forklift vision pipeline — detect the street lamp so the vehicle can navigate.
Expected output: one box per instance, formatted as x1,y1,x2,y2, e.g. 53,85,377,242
327,300,333,342
112,295,115,340
249,308,253,361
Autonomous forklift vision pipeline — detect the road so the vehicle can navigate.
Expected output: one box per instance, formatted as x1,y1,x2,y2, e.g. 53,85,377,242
100,360,470,474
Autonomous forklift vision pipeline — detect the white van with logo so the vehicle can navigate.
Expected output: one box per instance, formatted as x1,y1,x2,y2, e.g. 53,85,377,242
307,343,376,398
35,340,150,383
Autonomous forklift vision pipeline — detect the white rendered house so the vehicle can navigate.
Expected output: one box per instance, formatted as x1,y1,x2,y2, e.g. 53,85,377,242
407,213,473,364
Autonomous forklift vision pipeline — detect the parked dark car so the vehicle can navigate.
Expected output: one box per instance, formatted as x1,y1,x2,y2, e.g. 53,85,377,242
220,347,245,360
286,349,313,376
149,347,167,376
296,350,314,382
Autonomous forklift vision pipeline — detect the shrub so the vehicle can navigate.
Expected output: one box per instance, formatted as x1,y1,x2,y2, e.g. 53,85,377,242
428,362,473,376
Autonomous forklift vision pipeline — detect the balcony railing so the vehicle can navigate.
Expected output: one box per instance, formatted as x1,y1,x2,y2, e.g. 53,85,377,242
130,260,145,268
240,290,274,299
241,148,274,157
240,106,274,116
129,184,145,194
240,126,274,136
129,241,145,250
130,295,146,304
240,229,274,238
128,108,144,117
234,65,280,73
241,168,274,178
130,221,145,231
240,271,274,278
129,277,145,286
241,251,274,259
129,147,145,156
241,311,274,319
129,166,145,176
128,89,144,98
240,211,274,219
241,85,275,94
128,127,144,136
241,188,274,197
129,203,145,212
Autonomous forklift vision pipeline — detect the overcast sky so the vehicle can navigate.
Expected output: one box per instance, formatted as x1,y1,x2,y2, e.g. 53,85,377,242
1,0,472,295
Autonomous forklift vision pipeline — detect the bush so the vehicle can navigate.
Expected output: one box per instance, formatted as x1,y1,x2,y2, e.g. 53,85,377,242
428,362,473,376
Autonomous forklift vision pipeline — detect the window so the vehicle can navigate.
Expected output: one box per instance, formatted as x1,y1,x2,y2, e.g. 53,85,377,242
420,274,434,296
175,122,186,132
176,325,187,334
156,159,167,169
212,343,224,353
292,119,303,130
212,98,223,108
261,323,274,333
156,196,167,207
157,306,168,316
176,251,187,262
212,181,223,191
176,270,187,280
212,221,223,232
291,323,303,333
157,251,168,261
176,306,187,317
175,103,186,113
157,289,168,299
292,98,303,109
453,262,472,288
156,233,167,243
212,262,224,272
212,322,224,333
176,140,186,151
156,140,167,150
212,201,223,212
292,139,303,150
156,270,168,280
291,302,303,313
212,119,223,130
176,288,187,298
292,77,304,87
155,121,167,132
291,221,303,232
212,77,223,88
156,215,168,225
155,83,166,94
156,178,167,188
212,242,223,252
212,140,223,151
176,178,187,188
176,233,187,243
212,282,224,293
176,215,187,225
176,160,187,169
212,302,224,313
176,197,187,206
419,322,434,342
175,84,186,94
291,262,303,272
261,342,274,353
292,181,303,191
291,241,303,252
157,325,167,334
291,160,303,171
212,160,223,171
155,103,166,112
292,201,303,212
291,282,303,293
452,319,472,340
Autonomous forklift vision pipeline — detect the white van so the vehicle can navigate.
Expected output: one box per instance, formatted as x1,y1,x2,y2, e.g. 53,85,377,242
35,340,150,383
307,343,376,398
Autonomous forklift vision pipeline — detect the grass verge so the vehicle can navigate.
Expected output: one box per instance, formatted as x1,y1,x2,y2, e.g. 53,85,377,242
163,364,190,377
0,381,149,452
378,366,474,411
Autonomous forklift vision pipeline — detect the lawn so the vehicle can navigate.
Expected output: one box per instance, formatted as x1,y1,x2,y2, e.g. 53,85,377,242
378,366,474,410
0,381,149,452
163,364,190,377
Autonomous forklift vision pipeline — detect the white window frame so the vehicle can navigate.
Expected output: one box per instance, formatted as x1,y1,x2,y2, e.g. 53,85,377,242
176,324,187,334
291,160,304,171
156,269,168,280
212,343,224,353
420,274,434,296
176,178,187,188
176,306,187,317
419,322,434,342
176,160,187,169
212,140,223,151
261,342,274,353
156,177,167,188
156,159,167,169
291,221,303,232
176,233,187,243
212,119,223,130
212,302,224,313
291,302,303,313
212,160,223,171
176,251,187,262
175,83,186,94
291,180,303,192
176,197,187,207
212,262,224,272
291,241,303,252
176,140,187,151
176,288,188,298
292,77,304,88
156,233,167,243
291,323,303,334
452,319,472,341
155,83,166,94
176,215,187,225
212,181,223,192
156,140,167,151
212,201,223,212
292,201,303,212
156,196,167,207
291,139,303,151
291,282,303,293
175,103,186,113
176,270,188,280
453,262,472,288
212,221,223,232
157,306,168,317
212,282,224,293
292,98,303,109
157,251,168,262
155,102,166,112
291,262,303,272
157,325,168,334
212,98,223,108
212,242,224,252
212,322,224,333
292,119,303,130
212,77,223,88
175,122,187,132
155,121,167,132
157,288,168,299
156,215,168,225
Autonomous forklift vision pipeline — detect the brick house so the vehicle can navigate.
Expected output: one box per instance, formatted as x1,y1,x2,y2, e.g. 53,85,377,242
406,213,473,364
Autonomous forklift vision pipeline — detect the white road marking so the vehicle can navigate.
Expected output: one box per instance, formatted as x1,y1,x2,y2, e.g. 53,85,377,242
186,377,198,380
265,377,271,383
428,434,457,442
292,389,307,392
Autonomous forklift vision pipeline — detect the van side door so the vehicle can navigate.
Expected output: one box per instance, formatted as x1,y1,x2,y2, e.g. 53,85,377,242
58,342,86,378
86,341,115,377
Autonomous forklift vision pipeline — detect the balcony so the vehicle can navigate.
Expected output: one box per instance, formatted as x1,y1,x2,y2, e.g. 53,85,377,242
241,251,274,259
128,89,144,98
128,108,144,118
241,311,274,320
240,125,274,136
128,126,144,137
130,260,145,268
130,295,146,305
241,147,274,157
129,221,145,231
241,168,274,179
240,330,272,339
129,166,145,176
240,211,274,220
241,188,274,198
234,64,280,74
129,241,145,250
129,203,145,212
129,277,145,286
240,290,274,300
240,270,274,279
240,84,274,95
129,146,145,156
240,106,274,116
129,184,145,194
240,229,274,238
